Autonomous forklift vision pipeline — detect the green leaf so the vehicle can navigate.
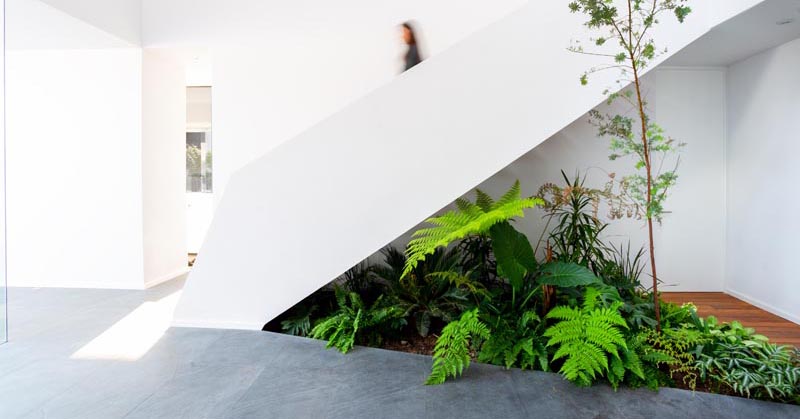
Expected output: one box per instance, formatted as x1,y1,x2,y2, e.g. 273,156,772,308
538,262,601,287
490,221,537,291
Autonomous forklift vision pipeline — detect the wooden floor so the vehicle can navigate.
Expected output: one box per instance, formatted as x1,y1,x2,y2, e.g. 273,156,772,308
661,292,800,348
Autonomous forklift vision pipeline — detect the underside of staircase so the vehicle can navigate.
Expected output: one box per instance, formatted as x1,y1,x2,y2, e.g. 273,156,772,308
173,0,764,330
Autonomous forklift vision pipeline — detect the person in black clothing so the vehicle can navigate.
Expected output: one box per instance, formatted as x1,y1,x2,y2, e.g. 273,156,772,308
401,21,423,72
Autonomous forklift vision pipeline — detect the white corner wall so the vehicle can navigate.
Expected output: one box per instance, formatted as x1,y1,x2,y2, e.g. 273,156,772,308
6,1,188,289
6,47,146,289
725,37,800,323
142,49,188,287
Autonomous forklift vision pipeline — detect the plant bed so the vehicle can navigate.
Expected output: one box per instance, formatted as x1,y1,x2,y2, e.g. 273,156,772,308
381,333,439,356
265,179,799,406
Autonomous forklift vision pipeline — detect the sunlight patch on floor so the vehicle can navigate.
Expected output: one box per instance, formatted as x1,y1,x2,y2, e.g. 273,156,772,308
71,290,182,361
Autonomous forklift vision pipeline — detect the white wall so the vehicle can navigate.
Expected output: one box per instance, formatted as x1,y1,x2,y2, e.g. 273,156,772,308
6,48,145,289
142,49,188,287
173,0,747,329
142,0,529,199
6,0,188,290
726,37,800,323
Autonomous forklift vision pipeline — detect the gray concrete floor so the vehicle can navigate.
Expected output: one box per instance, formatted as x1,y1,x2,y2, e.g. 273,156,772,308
0,279,798,419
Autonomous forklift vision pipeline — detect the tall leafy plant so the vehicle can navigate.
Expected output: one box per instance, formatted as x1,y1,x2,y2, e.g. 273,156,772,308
568,0,691,329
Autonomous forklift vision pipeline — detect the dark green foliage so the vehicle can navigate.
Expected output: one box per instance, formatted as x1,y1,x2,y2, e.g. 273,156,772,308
310,287,404,354
544,287,629,386
457,234,497,284
375,246,472,337
478,310,548,372
403,181,541,278
426,309,490,385
339,261,386,305
489,221,538,291
280,304,316,337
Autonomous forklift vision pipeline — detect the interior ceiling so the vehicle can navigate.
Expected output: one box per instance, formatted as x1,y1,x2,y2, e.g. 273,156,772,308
7,0,133,50
666,0,800,66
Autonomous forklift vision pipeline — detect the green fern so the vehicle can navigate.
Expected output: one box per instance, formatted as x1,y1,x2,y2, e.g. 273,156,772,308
426,309,490,385
607,337,647,390
640,327,705,390
478,310,549,372
544,287,628,386
403,181,542,278
310,288,403,354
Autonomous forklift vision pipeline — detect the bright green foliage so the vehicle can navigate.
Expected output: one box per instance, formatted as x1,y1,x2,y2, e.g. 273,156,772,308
403,181,541,278
479,310,549,372
310,288,404,354
426,309,490,385
544,287,628,386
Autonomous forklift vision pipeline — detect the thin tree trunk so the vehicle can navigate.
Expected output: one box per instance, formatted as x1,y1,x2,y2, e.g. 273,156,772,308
628,0,661,331
632,69,661,331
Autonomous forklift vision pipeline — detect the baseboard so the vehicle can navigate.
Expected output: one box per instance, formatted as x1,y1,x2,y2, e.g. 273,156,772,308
171,318,264,331
725,288,800,325
144,268,190,289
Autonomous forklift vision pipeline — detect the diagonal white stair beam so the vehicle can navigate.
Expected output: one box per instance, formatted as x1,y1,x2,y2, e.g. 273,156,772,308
174,0,763,330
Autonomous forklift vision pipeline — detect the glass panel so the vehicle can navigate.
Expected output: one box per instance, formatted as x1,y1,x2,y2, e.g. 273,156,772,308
1,1,6,345
186,86,212,194
186,131,213,193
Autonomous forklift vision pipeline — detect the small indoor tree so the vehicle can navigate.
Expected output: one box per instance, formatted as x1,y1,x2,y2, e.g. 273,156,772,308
568,0,691,330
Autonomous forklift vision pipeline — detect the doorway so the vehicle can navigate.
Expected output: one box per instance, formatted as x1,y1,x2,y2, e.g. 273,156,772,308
186,86,213,261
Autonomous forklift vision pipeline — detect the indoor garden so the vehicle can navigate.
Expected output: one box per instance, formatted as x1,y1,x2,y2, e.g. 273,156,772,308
265,0,800,406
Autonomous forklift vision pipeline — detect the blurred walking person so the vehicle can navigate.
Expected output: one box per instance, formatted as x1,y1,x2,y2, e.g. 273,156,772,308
401,21,424,72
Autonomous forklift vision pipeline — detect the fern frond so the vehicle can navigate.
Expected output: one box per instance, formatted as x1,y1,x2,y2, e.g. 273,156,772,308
403,181,541,278
426,309,490,385
544,287,628,386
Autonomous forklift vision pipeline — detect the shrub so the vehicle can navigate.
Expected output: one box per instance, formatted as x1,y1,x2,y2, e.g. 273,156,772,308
375,246,472,337
310,287,404,354
478,310,548,372
694,319,800,402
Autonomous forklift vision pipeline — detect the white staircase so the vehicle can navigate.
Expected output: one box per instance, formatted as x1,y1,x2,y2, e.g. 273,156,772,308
173,0,763,330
